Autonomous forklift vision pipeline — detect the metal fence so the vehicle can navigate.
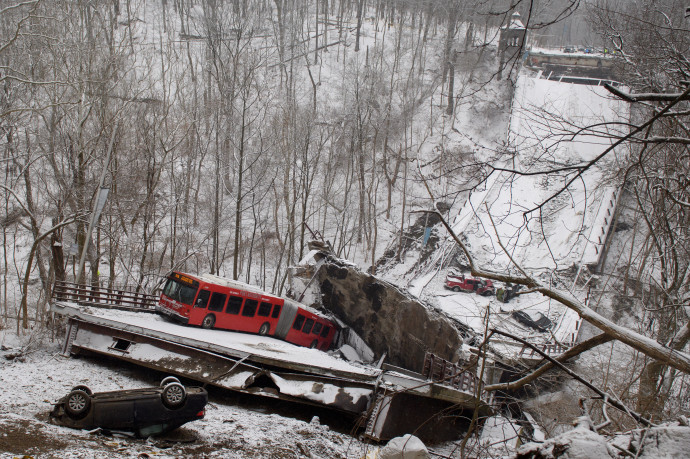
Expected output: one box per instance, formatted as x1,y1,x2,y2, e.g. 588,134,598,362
422,352,483,394
52,280,158,310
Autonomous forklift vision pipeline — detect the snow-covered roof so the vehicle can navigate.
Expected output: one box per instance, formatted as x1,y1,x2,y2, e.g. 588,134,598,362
185,272,325,316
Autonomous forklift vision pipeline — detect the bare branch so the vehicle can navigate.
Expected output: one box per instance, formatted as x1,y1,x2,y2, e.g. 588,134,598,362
0,0,41,56
423,208,690,375
484,333,614,392
489,328,652,426
525,84,690,215
605,83,690,102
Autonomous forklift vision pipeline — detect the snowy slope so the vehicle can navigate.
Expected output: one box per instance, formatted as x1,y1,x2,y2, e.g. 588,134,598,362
384,70,630,359
0,331,370,458
452,72,629,272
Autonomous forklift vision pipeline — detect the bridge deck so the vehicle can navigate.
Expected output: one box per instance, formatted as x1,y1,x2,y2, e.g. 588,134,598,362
51,301,492,442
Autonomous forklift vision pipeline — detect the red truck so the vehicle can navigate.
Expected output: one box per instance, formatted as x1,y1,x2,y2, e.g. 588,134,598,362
445,271,495,296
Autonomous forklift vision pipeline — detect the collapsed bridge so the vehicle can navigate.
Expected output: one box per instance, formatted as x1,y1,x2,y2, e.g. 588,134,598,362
51,281,492,443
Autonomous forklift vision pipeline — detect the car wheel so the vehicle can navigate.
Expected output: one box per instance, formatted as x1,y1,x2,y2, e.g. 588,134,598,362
160,376,181,387
310,340,318,349
65,389,91,418
258,322,270,335
70,385,92,395
162,382,187,409
201,314,215,329
452,286,460,292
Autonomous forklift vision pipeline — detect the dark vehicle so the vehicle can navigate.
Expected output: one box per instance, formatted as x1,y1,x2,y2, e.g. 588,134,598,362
445,272,495,296
512,310,553,332
496,284,523,303
50,377,207,437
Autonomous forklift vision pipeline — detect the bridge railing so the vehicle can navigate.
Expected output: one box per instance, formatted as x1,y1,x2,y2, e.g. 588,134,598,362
52,280,158,311
422,352,492,402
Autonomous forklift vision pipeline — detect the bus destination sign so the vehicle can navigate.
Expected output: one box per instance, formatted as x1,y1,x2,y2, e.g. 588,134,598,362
172,272,199,288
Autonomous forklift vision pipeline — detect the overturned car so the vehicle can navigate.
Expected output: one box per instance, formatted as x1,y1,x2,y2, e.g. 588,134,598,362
50,377,208,437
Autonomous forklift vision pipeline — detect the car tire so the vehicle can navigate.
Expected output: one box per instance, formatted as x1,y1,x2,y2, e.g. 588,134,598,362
70,385,92,395
258,322,270,335
201,314,215,329
162,382,187,409
160,376,181,387
310,340,318,349
65,389,91,419
452,287,460,292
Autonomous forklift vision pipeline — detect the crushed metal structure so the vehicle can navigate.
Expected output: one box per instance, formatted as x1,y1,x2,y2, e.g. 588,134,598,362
51,284,494,442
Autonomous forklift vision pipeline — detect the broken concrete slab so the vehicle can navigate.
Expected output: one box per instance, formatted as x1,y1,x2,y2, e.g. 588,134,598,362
313,257,469,373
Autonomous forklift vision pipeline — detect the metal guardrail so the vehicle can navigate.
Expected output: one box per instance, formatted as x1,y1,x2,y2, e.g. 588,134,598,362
422,352,483,395
518,342,570,359
52,280,158,311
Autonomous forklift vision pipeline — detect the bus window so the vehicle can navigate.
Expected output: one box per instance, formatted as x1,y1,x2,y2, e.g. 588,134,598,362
320,326,330,338
163,278,198,306
242,299,258,317
302,318,314,334
227,296,242,315
208,292,227,312
271,304,282,318
293,314,305,330
258,302,272,317
163,279,174,296
312,322,323,335
195,290,211,308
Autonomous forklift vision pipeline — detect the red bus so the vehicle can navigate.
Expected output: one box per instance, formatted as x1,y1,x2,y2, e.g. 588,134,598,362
156,272,338,351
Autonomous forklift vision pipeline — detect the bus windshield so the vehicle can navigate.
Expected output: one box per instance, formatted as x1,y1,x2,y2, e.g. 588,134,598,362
162,278,198,306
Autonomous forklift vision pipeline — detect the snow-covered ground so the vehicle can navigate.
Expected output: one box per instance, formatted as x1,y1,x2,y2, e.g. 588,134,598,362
0,329,373,458
452,71,628,272
382,68,630,360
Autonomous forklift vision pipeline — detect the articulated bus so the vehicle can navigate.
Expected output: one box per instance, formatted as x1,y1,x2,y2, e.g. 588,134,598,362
156,272,337,351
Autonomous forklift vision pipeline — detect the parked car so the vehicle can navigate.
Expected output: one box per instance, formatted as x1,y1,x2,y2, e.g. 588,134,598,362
50,377,208,437
512,310,553,332
445,272,495,296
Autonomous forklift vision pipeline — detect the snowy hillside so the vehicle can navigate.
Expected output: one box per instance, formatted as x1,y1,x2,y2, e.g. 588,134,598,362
451,72,629,273
3,0,690,456
375,68,630,360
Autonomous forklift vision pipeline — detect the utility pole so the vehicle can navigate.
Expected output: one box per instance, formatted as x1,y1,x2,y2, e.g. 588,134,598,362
76,125,118,284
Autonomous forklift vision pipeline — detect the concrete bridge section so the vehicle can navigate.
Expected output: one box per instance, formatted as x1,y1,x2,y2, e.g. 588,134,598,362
51,300,493,442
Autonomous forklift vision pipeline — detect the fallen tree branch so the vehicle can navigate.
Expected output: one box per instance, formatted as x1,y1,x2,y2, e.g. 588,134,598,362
484,333,614,392
423,207,690,375
489,328,652,426
595,395,612,432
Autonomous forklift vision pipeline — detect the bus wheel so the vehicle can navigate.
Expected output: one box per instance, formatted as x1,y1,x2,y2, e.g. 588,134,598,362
310,340,318,349
259,322,270,335
201,315,215,329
